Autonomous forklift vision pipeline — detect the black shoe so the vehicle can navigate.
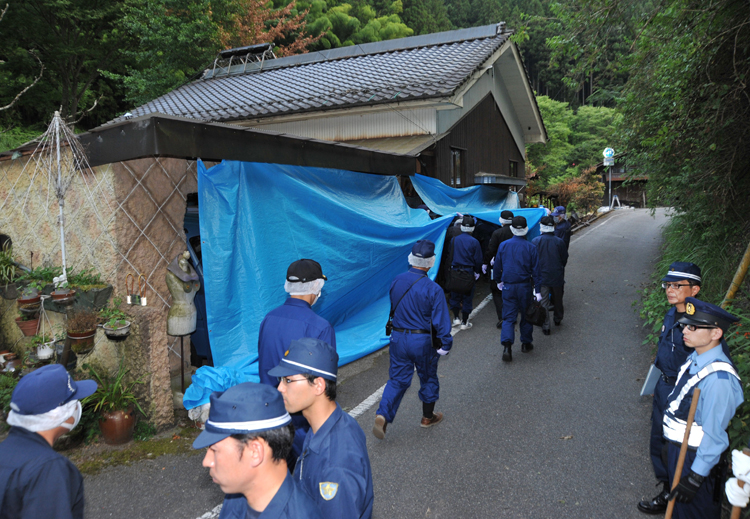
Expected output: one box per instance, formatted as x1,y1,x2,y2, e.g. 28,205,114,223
637,483,669,515
543,329,551,336
502,342,512,362
521,342,534,353
496,321,502,329
554,320,561,326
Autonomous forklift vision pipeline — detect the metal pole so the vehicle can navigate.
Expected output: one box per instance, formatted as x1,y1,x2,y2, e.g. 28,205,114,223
608,165,612,208
54,113,67,281
180,336,185,393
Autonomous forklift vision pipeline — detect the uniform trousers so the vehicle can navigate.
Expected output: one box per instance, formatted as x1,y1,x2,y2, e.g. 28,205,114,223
501,282,533,345
666,443,720,519
490,282,503,322
539,285,564,331
376,332,439,423
650,377,672,483
450,283,476,319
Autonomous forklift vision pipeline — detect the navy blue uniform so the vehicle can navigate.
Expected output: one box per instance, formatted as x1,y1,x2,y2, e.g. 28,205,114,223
0,427,84,519
295,404,373,519
449,232,483,318
485,225,514,323
258,298,336,458
219,473,323,519
376,268,453,422
554,219,572,250
532,232,568,331
663,348,743,519
650,307,691,482
493,236,540,345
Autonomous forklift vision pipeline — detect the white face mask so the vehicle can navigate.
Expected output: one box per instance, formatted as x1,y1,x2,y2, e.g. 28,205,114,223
312,292,321,306
61,401,82,430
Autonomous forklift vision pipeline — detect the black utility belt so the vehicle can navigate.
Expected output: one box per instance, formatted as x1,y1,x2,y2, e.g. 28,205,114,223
661,374,676,384
392,328,430,334
451,266,473,271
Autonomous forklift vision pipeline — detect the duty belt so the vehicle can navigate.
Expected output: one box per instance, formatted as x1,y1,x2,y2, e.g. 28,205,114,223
661,374,676,384
392,328,430,334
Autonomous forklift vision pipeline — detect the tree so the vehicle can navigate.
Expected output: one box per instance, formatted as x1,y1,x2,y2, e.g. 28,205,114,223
0,4,44,113
400,0,451,35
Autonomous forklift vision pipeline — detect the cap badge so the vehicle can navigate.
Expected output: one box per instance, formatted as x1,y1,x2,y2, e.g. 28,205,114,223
320,482,339,501
686,302,695,315
284,350,289,357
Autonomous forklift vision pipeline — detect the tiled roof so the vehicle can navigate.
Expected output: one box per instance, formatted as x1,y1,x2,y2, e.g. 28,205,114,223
111,24,510,125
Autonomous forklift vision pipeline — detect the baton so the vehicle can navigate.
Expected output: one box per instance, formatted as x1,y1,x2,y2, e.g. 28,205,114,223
665,388,701,519
730,447,750,519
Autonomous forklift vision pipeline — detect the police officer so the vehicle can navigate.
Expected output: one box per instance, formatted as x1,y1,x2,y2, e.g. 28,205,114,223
193,383,323,519
638,262,702,515
552,206,572,250
449,215,483,330
726,441,750,509
531,215,568,335
493,216,541,362
483,210,514,329
258,258,336,461
270,338,374,519
373,240,453,438
662,298,743,518
0,364,97,519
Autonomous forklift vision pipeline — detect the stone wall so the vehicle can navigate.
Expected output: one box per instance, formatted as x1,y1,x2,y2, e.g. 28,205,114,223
0,150,200,429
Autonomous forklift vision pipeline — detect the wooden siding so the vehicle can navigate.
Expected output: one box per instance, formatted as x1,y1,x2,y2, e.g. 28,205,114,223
421,94,525,186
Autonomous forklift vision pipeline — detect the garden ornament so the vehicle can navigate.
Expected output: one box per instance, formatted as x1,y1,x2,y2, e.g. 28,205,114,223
166,251,200,336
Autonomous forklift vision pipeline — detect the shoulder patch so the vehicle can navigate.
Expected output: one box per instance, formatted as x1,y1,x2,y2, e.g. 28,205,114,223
319,482,339,501
717,371,729,380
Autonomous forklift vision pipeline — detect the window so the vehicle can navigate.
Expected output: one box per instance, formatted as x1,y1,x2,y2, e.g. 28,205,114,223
451,148,464,187
509,160,519,178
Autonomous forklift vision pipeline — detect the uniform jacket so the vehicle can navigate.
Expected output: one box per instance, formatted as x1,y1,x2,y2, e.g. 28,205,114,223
0,427,84,519
451,232,483,273
531,232,568,287
390,268,453,351
219,473,323,519
294,404,373,519
493,236,540,286
258,298,336,386
483,225,514,266
554,219,572,249
654,307,690,378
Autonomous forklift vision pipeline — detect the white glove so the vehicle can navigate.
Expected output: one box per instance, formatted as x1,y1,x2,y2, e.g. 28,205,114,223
490,257,495,266
726,478,750,508
733,449,750,479
474,272,480,281
436,348,449,356
497,282,504,291
535,292,542,302
482,264,487,274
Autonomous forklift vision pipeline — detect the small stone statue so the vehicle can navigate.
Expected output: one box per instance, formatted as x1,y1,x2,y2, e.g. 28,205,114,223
166,251,200,336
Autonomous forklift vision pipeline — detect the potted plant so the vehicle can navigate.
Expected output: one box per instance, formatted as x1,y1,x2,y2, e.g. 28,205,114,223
17,280,43,309
0,242,17,300
51,280,76,304
66,309,99,355
99,299,131,339
15,310,40,337
31,333,54,360
83,363,145,445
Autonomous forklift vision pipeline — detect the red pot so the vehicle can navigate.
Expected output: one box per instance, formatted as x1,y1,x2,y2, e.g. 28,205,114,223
17,293,41,306
68,329,97,354
99,408,136,445
51,289,76,302
15,316,39,336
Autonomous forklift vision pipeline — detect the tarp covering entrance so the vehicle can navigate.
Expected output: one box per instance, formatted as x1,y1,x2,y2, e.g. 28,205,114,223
184,162,545,408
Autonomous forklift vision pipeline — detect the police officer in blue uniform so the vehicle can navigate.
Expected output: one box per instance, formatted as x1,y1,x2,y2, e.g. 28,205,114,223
374,240,453,438
661,298,743,519
193,383,323,519
258,258,336,462
483,210,515,329
638,262,702,515
552,206,572,250
270,338,373,519
493,216,541,362
531,215,568,335
0,365,97,519
449,215,483,330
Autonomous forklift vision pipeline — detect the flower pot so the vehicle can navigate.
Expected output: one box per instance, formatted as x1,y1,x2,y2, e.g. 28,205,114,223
103,320,131,340
1,282,19,300
51,289,76,304
67,329,97,355
37,341,55,360
99,407,136,445
15,316,39,336
17,292,41,307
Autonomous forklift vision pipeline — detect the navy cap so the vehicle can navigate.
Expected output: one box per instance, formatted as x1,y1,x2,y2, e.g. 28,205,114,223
411,240,435,259
461,215,476,227
551,206,566,216
192,382,291,449
10,364,97,415
511,216,527,229
678,297,738,332
500,210,514,220
662,261,702,284
287,259,327,283
540,215,555,227
268,338,338,382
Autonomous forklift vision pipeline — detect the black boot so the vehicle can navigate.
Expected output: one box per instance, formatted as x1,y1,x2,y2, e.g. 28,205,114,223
637,481,669,515
502,342,512,362
521,342,534,352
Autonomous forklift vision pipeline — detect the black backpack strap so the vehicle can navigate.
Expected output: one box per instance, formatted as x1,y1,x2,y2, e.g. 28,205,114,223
389,274,427,320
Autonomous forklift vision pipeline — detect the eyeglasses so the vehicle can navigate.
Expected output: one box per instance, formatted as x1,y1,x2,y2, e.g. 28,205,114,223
679,323,716,332
662,282,691,290
277,377,308,385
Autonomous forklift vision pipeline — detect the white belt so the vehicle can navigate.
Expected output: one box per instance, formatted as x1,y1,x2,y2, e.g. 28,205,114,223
663,414,704,448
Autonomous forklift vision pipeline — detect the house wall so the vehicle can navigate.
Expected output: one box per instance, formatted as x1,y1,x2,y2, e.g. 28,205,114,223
0,152,201,429
428,94,525,186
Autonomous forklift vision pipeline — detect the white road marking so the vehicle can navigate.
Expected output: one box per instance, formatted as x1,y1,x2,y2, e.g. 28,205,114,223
196,504,222,519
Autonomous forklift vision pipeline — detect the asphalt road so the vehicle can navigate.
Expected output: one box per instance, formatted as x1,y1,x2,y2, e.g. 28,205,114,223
83,207,669,519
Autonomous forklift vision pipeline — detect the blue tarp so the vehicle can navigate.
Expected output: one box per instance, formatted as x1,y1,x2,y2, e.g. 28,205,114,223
184,163,544,409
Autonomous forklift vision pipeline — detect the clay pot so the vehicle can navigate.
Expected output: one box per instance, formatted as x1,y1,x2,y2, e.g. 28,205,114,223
51,289,76,304
17,292,41,307
15,316,40,336
67,329,97,355
99,407,136,445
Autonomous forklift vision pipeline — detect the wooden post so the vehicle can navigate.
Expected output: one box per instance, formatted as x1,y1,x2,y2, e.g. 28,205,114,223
721,239,750,308
665,388,701,519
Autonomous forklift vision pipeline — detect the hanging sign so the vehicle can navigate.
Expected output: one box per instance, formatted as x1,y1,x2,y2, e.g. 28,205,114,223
603,147,615,158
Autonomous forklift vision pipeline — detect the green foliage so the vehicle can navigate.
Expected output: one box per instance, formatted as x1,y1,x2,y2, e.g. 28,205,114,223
99,298,129,327
0,126,42,155
17,266,104,289
399,0,451,35
83,362,145,415
0,373,19,431
30,333,52,347
0,243,16,284
133,421,157,442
